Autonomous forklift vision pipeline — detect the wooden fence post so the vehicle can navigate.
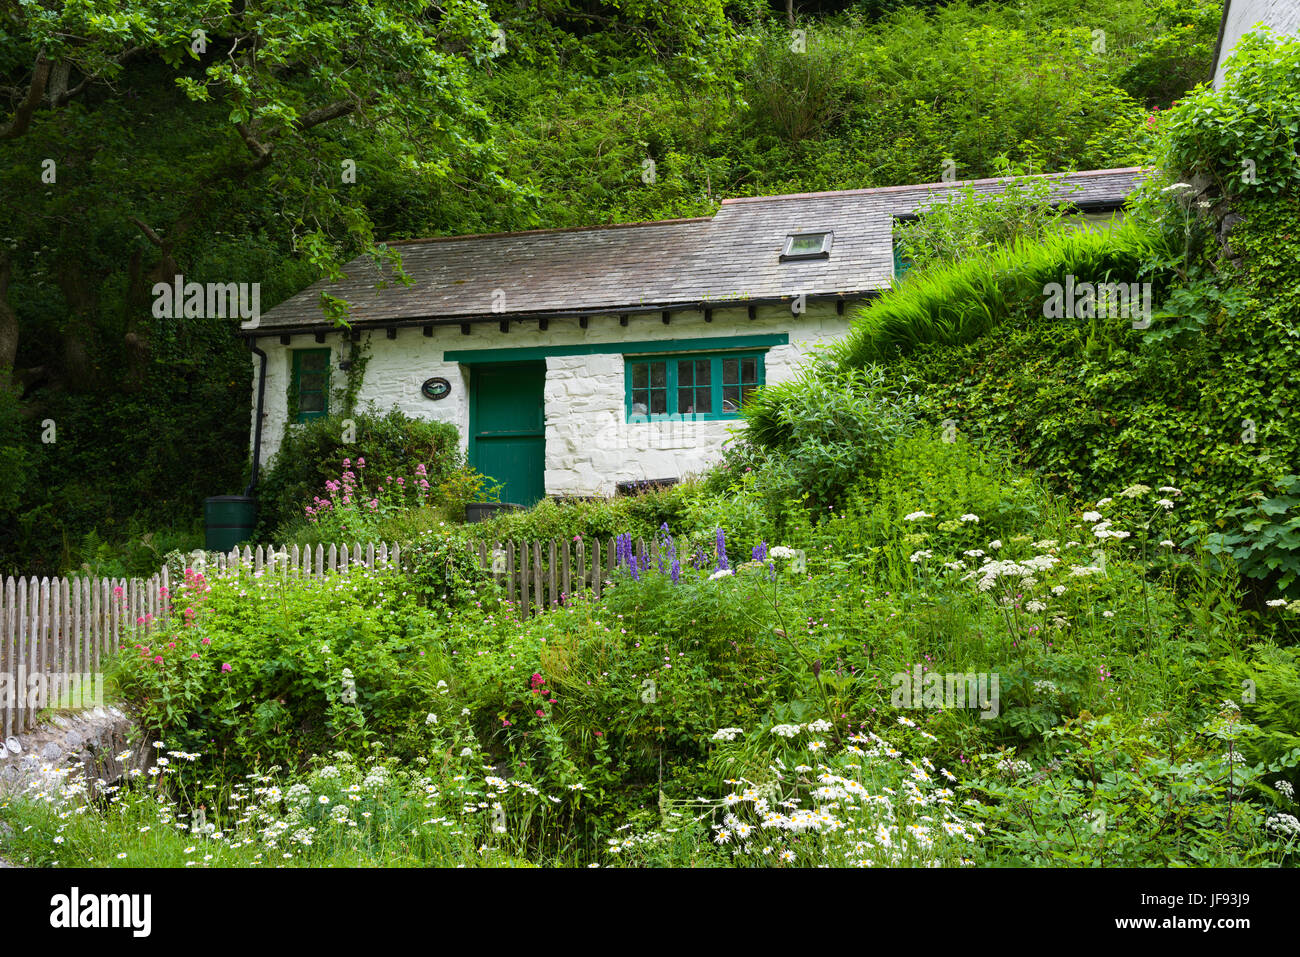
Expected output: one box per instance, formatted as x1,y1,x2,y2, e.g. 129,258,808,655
532,541,544,613
548,540,558,609
2,577,13,738
518,541,531,621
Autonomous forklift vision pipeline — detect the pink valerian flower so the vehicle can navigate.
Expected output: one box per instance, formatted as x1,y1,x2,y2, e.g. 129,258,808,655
221,663,232,673
191,653,201,659
369,499,379,510
159,585,169,598
343,458,351,468
396,477,404,486
536,709,545,717
113,585,124,598
201,637,211,646
415,463,427,476
356,457,366,467
153,656,164,664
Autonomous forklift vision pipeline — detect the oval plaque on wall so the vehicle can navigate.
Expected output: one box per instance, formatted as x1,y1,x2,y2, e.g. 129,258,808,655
421,377,451,401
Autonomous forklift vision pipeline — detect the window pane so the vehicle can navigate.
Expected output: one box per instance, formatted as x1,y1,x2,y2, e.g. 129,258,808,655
631,354,762,418
300,352,327,371
789,233,825,254
723,384,740,412
300,372,325,392
300,393,325,413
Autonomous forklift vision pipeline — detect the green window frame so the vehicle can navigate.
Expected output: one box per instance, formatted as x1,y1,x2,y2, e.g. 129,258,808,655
625,351,766,422
291,348,331,422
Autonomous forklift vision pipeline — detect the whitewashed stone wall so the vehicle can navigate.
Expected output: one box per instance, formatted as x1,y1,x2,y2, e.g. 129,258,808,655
250,304,851,497
1214,0,1300,88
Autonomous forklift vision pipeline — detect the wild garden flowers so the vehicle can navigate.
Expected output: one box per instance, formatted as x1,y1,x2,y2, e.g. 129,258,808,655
306,459,434,532
613,722,984,867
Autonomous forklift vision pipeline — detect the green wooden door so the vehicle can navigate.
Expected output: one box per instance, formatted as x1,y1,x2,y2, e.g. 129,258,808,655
469,362,546,506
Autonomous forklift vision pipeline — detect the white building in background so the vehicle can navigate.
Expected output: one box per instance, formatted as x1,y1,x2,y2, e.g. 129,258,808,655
246,168,1140,505
1212,0,1300,88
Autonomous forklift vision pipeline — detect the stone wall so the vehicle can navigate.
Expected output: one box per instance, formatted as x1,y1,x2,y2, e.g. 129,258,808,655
250,304,851,497
0,706,151,803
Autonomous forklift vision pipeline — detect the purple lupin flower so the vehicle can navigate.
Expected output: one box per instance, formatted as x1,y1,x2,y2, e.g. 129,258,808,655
657,522,671,574
715,527,729,571
671,558,681,584
752,541,768,562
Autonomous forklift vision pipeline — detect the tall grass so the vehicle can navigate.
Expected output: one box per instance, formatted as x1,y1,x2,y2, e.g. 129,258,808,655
744,220,1174,446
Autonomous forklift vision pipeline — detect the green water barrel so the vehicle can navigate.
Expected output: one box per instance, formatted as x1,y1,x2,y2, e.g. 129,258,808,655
204,496,257,551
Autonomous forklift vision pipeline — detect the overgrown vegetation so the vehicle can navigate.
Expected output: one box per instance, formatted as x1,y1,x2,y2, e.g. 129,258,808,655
7,0,1300,873
0,0,1222,574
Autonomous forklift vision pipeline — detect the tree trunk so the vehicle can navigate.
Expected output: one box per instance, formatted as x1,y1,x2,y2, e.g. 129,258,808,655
0,253,18,373
54,260,99,390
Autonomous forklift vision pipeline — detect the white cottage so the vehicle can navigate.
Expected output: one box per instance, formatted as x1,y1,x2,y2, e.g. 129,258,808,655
246,167,1141,504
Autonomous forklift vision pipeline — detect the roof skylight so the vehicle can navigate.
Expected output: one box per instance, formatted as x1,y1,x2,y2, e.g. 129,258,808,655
780,231,833,261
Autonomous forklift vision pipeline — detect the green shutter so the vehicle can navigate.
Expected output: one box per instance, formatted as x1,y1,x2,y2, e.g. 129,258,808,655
292,348,331,422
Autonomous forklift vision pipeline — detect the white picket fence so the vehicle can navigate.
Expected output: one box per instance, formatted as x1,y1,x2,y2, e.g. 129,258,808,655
0,542,403,737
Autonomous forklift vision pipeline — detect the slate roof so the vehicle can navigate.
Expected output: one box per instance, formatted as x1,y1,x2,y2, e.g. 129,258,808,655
250,167,1146,335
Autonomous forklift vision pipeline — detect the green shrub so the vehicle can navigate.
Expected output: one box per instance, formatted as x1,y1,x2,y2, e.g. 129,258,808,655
894,173,1085,274
741,364,922,508
1202,472,1300,597
464,482,706,547
741,24,862,144
110,566,452,775
1158,29,1300,199
859,430,1051,546
255,407,464,541
971,706,1300,866
1216,641,1300,785
401,527,497,609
